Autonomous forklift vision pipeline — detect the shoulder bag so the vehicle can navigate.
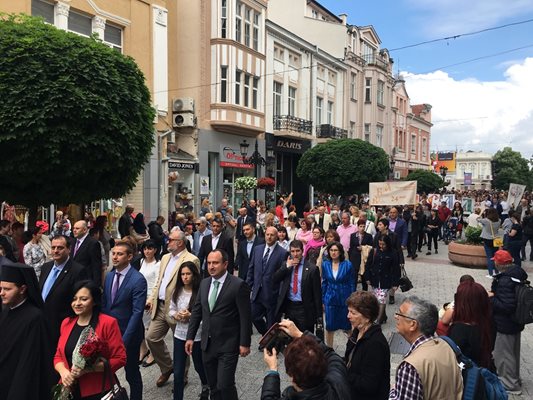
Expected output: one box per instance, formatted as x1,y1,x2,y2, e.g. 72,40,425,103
398,265,413,292
489,222,503,248
99,358,129,400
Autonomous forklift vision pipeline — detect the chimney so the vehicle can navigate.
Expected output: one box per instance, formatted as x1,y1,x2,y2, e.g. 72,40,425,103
339,13,347,25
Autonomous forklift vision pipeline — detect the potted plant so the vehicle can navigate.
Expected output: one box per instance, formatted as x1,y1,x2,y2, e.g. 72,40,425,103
257,177,275,190
234,176,257,199
448,226,486,269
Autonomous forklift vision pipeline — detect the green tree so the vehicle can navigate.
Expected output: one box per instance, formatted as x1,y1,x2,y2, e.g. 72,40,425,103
403,169,444,194
492,147,532,190
0,14,155,208
296,139,389,195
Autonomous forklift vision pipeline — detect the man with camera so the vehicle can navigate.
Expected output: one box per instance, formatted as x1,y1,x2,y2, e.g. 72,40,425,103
260,319,350,400
273,240,322,334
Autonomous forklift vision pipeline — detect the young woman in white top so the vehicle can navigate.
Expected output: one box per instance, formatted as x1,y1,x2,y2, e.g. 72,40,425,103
169,261,209,400
138,240,160,366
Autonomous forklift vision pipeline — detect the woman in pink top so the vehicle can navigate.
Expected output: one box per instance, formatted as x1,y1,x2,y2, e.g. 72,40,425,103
296,218,313,245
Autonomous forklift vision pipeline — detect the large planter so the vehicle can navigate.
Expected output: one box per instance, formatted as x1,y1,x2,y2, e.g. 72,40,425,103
448,241,487,269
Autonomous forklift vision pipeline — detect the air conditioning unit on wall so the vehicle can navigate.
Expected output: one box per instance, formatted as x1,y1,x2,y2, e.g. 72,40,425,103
173,113,195,128
172,98,194,113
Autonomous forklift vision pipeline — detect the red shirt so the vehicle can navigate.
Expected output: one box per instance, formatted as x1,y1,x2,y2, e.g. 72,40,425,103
438,206,451,222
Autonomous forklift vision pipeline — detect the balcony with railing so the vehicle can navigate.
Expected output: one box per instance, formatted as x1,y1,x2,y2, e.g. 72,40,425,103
316,124,347,140
272,115,313,139
363,55,390,72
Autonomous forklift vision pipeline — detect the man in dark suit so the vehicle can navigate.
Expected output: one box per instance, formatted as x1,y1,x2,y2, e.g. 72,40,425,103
246,226,287,334
235,207,249,243
235,222,264,280
192,217,212,256
186,249,252,400
348,219,374,291
198,217,234,276
102,241,147,400
39,235,88,347
118,204,135,238
388,206,408,248
71,220,103,286
274,240,322,333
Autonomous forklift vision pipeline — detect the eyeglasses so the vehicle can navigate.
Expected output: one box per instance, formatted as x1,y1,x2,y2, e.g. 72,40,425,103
394,312,417,321
195,223,201,226
168,238,180,242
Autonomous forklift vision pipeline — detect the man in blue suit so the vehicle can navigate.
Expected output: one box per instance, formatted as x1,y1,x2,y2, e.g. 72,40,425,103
246,226,288,335
388,206,408,248
102,241,147,400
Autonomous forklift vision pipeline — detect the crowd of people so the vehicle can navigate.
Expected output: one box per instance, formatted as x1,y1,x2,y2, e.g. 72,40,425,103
0,189,531,399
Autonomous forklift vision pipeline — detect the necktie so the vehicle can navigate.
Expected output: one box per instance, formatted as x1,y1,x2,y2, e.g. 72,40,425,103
111,272,121,303
292,264,300,295
263,247,271,266
209,280,220,311
42,267,61,300
73,239,81,257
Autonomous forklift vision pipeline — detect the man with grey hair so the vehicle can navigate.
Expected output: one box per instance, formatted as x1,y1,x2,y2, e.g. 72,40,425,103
146,228,200,387
390,296,463,399
336,211,357,251
193,217,212,256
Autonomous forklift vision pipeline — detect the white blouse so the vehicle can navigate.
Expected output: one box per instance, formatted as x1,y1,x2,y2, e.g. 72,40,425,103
139,259,160,298
169,289,202,341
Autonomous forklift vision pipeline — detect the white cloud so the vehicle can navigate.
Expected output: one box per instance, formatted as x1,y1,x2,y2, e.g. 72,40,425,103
405,0,533,36
403,57,533,157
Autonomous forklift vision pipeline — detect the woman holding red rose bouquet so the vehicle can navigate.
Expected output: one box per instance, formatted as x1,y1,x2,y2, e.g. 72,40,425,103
54,280,126,399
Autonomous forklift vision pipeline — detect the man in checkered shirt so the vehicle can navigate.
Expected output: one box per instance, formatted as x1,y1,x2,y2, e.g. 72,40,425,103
389,296,463,400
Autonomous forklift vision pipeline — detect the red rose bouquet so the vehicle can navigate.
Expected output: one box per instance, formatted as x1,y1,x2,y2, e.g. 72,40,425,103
52,326,108,400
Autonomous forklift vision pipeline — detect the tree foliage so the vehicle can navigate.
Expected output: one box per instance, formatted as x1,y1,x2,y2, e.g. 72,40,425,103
296,139,389,195
0,15,155,207
403,169,444,194
492,147,532,190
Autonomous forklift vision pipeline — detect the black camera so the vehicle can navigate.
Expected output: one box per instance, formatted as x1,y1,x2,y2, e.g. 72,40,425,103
259,323,292,354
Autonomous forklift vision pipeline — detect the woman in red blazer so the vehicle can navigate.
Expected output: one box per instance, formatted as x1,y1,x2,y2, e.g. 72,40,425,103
54,280,126,399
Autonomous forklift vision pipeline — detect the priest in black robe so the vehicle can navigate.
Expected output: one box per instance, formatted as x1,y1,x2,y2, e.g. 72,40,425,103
0,263,55,400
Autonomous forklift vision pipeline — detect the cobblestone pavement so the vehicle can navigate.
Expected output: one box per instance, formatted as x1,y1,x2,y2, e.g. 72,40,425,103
117,241,533,399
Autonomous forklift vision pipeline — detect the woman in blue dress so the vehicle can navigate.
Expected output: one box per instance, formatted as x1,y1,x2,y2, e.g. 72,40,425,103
321,241,356,347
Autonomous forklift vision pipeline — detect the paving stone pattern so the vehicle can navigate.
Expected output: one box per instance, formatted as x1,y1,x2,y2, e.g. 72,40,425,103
118,242,533,399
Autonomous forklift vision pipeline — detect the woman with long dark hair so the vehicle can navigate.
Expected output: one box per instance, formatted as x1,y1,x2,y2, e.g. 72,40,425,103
169,261,209,400
130,213,150,244
448,280,494,369
54,280,126,399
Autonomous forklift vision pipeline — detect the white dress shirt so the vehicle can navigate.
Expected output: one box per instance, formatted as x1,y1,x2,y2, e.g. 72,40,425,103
158,251,183,301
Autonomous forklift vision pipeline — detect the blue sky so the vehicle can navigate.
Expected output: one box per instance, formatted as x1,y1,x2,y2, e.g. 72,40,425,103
319,0,533,157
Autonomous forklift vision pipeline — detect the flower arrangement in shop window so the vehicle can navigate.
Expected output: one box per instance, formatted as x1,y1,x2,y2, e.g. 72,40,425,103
256,177,275,190
52,326,108,400
234,176,257,191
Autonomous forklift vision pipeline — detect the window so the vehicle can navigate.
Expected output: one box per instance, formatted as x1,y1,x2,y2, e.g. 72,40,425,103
316,97,323,126
220,66,228,102
235,2,242,42
32,0,54,24
244,75,250,107
350,73,356,100
349,121,355,137
376,126,383,147
365,78,371,102
288,87,296,116
327,101,334,125
364,124,371,142
362,42,374,63
104,23,122,52
252,77,259,109
252,12,259,51
68,11,92,37
411,134,417,154
422,138,427,158
221,0,227,38
377,80,384,106
235,71,241,105
244,8,251,47
273,82,283,117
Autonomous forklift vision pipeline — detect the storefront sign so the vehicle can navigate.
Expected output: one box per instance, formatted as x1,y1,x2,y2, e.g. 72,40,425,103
220,147,254,169
169,161,197,170
200,176,210,195
266,133,310,154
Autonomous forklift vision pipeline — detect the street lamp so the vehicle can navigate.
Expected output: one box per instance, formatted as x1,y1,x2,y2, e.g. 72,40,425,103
439,166,448,183
240,139,268,200
389,157,396,180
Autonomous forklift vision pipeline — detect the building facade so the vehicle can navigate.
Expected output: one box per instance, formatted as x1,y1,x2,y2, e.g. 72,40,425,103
455,151,493,190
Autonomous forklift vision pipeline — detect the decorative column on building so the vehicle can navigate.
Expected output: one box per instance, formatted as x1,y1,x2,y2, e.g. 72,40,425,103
92,16,106,40
55,1,70,30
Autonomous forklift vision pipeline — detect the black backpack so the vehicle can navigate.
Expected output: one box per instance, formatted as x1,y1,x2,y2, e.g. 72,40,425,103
514,280,533,325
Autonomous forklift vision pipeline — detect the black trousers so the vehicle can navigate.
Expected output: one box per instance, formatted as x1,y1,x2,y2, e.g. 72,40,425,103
202,349,239,400
285,301,314,333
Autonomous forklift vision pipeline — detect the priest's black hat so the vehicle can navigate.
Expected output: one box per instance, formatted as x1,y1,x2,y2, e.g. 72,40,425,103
1,263,44,308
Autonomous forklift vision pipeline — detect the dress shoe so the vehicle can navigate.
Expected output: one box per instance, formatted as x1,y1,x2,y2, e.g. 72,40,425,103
138,350,150,365
389,295,395,305
156,370,173,387
142,358,156,368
